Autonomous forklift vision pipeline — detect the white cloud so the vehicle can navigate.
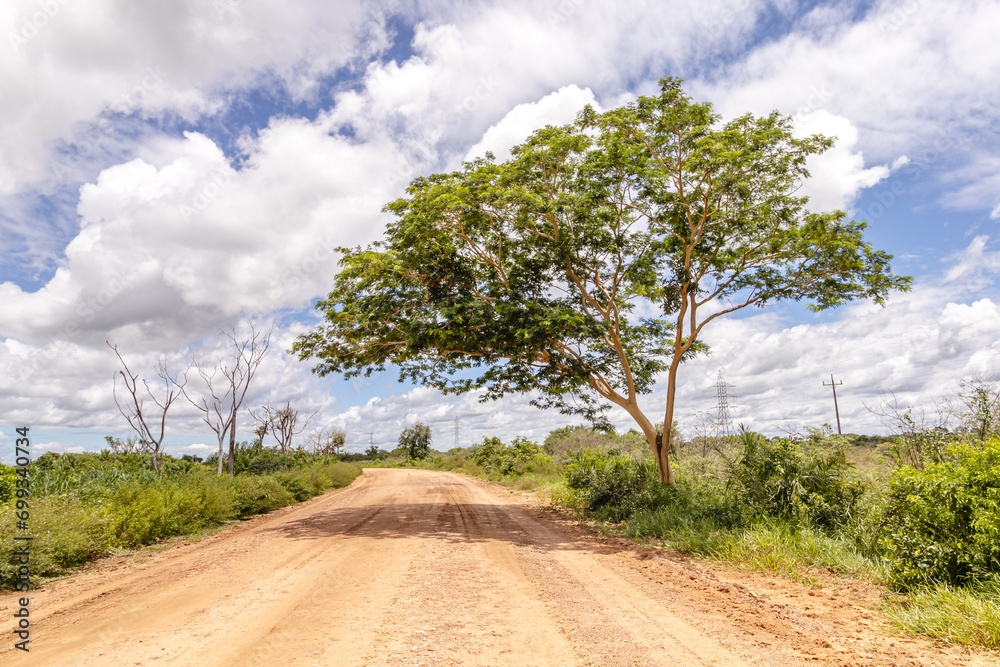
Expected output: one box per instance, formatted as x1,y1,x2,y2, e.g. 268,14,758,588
793,110,894,212
0,0,376,196
938,155,1000,216
464,85,599,162
31,441,83,456
0,119,408,345
692,0,1000,216
942,235,1000,288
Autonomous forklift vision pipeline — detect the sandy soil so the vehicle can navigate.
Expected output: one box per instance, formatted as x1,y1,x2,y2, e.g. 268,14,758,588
1,468,996,666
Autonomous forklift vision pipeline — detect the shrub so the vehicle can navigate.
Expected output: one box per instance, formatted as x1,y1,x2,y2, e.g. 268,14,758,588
564,430,863,531
471,436,545,476
325,462,363,488
0,455,362,591
0,464,15,503
275,473,312,502
871,439,1000,590
294,466,330,496
564,449,670,521
724,430,862,530
29,452,160,499
182,473,237,525
231,476,296,518
108,482,207,547
0,496,110,587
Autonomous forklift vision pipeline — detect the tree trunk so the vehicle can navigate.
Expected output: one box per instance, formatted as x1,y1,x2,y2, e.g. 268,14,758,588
227,417,236,476
655,432,675,486
620,402,674,487
657,359,682,487
217,436,224,475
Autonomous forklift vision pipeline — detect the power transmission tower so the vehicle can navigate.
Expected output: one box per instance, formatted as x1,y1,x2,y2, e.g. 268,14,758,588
453,417,461,449
369,431,375,450
716,370,734,438
823,374,844,435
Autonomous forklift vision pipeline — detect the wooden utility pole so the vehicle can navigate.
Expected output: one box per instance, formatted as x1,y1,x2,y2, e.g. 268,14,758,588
823,374,843,435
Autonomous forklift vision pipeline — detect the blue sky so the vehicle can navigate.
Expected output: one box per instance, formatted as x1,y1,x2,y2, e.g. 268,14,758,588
1,0,999,462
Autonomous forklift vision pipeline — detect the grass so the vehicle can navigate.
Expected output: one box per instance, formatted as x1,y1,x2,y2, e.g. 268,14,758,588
620,503,882,582
884,581,1000,649
712,522,882,582
0,459,362,589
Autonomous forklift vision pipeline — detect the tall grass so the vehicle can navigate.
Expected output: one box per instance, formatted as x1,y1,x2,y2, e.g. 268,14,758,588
0,457,362,588
885,582,1000,648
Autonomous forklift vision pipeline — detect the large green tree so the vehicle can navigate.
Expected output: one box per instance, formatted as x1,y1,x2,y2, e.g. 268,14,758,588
294,78,910,486
399,422,432,460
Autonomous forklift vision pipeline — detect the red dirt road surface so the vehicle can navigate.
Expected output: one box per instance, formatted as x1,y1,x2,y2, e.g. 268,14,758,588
1,469,996,666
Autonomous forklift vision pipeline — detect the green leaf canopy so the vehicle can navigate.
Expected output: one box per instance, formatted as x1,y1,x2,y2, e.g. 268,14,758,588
294,77,911,485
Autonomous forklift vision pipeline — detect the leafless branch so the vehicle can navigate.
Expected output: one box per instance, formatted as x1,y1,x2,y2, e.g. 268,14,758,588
108,341,184,472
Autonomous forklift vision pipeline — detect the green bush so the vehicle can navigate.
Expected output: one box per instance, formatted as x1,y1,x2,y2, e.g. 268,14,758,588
245,457,290,475
295,466,330,496
565,431,862,533
275,473,312,502
471,436,546,476
871,439,1000,590
182,473,237,525
0,453,362,591
564,448,671,521
0,496,110,587
231,476,296,518
29,452,160,499
324,462,363,488
273,463,362,501
725,431,862,530
108,482,207,547
0,464,16,503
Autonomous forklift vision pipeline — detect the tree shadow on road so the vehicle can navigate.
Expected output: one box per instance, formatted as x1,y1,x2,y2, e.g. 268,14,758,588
262,497,628,557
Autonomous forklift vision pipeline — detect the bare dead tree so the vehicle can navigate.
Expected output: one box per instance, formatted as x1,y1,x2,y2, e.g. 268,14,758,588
685,410,725,457
180,362,236,475
252,402,316,455
220,322,273,475
307,426,346,456
109,342,184,472
176,321,273,475
957,372,1000,442
864,390,952,468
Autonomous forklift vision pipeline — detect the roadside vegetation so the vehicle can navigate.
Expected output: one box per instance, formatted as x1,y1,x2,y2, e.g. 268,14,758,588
0,443,360,589
5,383,999,651
371,389,1000,651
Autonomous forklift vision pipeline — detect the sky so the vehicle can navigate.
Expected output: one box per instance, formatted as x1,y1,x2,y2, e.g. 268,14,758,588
1,0,999,460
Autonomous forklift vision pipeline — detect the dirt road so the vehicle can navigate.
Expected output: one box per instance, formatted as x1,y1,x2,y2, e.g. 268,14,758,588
1,469,995,666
